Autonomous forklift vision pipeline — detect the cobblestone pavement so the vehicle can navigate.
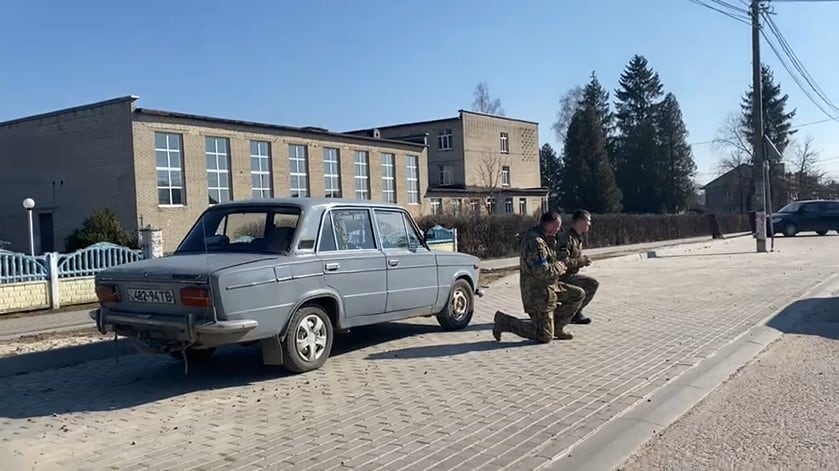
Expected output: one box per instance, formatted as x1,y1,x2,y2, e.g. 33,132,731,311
0,235,837,471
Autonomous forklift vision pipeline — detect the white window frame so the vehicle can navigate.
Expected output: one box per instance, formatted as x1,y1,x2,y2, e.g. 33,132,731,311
407,155,420,204
504,198,513,214
381,153,396,203
438,129,453,150
354,150,370,200
206,136,232,205
289,144,309,198
155,132,185,206
500,132,509,153
439,165,453,186
431,198,442,215
501,165,510,187
519,198,527,215
324,147,341,198
250,140,272,199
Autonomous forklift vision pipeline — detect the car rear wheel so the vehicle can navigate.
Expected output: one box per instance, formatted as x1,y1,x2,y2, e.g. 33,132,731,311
436,279,474,331
282,305,333,374
782,223,797,237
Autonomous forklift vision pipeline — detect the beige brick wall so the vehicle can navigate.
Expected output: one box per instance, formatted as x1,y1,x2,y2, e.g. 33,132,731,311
0,97,139,253
131,116,428,252
461,112,541,190
0,281,49,314
59,277,97,305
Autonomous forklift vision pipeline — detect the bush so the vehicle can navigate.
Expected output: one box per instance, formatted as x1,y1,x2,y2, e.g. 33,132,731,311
417,212,750,259
65,208,139,252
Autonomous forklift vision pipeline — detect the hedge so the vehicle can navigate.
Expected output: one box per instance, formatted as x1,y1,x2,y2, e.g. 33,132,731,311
417,212,750,259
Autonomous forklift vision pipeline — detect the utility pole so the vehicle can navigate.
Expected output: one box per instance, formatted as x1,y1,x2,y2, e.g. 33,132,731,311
751,0,767,253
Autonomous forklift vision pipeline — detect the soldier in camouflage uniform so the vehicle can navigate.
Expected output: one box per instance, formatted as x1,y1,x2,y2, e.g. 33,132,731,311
492,211,585,343
557,209,599,324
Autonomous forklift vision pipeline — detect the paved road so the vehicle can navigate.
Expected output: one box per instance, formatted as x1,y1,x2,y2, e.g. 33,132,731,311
620,296,839,470
0,233,747,340
0,234,836,470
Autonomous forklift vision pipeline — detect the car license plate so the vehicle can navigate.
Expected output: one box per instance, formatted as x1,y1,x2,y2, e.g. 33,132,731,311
127,288,176,304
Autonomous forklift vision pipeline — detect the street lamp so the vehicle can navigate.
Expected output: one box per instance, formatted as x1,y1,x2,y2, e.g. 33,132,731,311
22,198,35,256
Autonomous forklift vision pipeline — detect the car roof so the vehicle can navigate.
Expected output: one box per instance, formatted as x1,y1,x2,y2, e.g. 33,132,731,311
207,197,406,212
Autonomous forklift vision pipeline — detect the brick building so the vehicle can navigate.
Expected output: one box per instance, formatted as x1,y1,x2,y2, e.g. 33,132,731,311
0,96,429,253
347,110,548,216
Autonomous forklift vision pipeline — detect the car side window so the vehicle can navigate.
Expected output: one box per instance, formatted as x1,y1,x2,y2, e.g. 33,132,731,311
802,203,819,213
374,210,410,249
331,209,376,251
401,212,425,250
318,213,338,252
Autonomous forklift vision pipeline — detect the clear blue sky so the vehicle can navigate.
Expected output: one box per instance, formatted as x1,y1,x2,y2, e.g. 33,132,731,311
2,0,838,185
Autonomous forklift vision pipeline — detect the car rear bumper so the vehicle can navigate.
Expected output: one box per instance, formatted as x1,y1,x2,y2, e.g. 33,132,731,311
90,308,259,343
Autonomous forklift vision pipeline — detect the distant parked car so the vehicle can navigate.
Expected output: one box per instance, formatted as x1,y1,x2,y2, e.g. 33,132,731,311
90,198,483,374
769,199,839,237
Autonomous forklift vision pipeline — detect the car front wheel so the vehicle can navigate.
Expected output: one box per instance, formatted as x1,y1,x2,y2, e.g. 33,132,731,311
282,305,333,374
436,279,474,331
783,223,797,237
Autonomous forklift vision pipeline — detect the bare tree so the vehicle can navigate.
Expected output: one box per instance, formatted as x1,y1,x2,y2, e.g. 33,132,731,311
789,135,825,199
476,152,509,213
471,82,505,116
551,85,584,145
713,113,756,212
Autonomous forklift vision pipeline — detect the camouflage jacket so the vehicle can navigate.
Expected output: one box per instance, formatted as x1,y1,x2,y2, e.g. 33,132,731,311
556,228,585,276
518,226,566,296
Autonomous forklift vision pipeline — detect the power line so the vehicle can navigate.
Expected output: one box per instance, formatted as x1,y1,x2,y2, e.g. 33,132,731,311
686,0,752,24
688,118,834,146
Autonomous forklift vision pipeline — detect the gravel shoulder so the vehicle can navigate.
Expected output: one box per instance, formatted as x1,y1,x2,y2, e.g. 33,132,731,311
619,297,839,471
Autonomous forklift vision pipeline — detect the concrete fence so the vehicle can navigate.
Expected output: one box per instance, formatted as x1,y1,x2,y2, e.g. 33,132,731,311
0,243,144,314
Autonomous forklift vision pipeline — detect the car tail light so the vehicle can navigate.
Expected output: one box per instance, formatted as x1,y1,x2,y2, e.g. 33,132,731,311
180,287,212,308
95,284,120,303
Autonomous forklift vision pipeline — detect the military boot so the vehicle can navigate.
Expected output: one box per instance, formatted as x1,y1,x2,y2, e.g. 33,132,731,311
555,326,573,340
492,311,505,342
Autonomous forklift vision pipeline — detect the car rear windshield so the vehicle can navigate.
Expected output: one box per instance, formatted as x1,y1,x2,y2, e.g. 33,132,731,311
778,202,801,213
176,206,301,255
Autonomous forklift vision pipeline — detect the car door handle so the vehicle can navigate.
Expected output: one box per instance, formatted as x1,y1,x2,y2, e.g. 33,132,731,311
325,263,340,271
388,259,399,267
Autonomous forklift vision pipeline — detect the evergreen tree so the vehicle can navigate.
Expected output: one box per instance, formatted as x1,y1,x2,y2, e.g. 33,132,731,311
539,143,562,210
559,85,622,214
580,71,616,169
614,55,665,213
739,64,796,210
655,93,697,212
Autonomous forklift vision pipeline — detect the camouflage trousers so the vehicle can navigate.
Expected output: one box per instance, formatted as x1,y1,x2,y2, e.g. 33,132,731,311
559,273,599,311
494,283,585,343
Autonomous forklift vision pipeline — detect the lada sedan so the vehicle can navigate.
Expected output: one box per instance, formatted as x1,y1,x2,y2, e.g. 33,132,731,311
90,198,483,374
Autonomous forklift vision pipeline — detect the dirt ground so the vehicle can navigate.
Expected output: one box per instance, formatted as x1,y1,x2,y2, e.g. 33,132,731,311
0,327,111,358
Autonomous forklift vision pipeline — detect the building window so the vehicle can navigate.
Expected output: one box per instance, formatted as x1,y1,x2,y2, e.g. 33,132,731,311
289,144,309,198
486,196,495,214
438,129,453,151
500,132,509,153
324,147,341,198
504,198,513,214
381,153,395,203
501,166,510,187
354,150,370,200
431,198,442,215
452,199,462,215
519,198,527,215
407,155,420,204
206,136,232,205
250,140,272,199
155,132,185,206
541,198,549,213
439,165,453,186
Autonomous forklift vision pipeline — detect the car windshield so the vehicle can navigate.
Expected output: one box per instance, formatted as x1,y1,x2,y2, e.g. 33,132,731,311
777,202,801,213
176,206,301,255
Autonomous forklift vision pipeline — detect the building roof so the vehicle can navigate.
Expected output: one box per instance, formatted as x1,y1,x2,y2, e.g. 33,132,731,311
0,96,139,127
701,164,752,189
134,108,428,149
344,109,539,135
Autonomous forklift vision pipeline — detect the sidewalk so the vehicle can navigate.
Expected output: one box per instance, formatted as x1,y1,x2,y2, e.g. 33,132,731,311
0,232,749,341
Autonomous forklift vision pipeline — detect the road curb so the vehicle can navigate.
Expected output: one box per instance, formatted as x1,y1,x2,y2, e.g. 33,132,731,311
0,339,138,378
538,272,839,471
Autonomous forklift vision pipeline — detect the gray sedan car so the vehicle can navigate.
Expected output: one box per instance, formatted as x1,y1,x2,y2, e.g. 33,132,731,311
91,198,483,374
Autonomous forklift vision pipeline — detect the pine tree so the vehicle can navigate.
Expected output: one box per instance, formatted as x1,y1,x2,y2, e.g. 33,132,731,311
614,55,665,213
739,64,796,210
655,93,697,212
539,143,562,210
559,86,622,214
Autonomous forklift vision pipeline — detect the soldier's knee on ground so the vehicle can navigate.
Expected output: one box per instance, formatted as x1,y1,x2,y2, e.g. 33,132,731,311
568,285,586,302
